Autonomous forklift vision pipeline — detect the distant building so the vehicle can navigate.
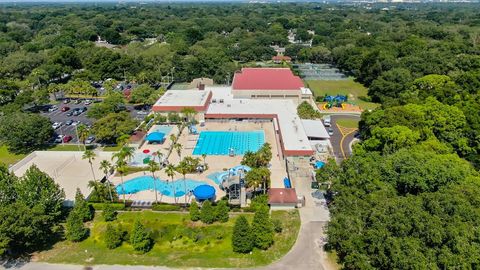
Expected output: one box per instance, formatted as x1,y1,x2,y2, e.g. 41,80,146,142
272,55,292,64
189,77,214,90
268,188,298,210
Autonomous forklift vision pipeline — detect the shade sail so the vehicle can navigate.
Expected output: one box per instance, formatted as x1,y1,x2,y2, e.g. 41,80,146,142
146,132,165,142
193,185,215,200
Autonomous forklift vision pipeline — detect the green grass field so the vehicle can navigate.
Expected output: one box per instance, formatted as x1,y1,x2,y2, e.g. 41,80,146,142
36,210,300,268
0,145,27,165
306,79,380,111
102,145,123,152
47,145,84,151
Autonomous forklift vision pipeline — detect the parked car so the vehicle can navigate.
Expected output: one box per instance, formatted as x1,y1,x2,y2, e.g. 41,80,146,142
84,99,92,105
63,135,72,143
48,105,58,112
63,99,70,104
65,120,74,126
85,136,95,144
80,107,88,112
66,111,73,117
71,120,81,126
52,122,62,129
61,106,70,112
137,110,149,115
73,99,82,104
72,109,81,116
54,135,64,143
328,128,334,136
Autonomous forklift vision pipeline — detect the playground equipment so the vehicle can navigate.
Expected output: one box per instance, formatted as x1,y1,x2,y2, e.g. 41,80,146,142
322,94,348,110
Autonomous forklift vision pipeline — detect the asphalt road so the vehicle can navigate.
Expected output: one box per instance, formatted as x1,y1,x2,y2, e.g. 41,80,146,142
329,114,360,163
41,100,148,144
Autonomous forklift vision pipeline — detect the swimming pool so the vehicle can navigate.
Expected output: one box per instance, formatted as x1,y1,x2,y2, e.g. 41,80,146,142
152,125,173,136
193,131,265,155
116,176,206,197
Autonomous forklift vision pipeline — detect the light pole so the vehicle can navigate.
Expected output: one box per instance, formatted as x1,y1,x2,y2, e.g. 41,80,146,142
74,124,82,151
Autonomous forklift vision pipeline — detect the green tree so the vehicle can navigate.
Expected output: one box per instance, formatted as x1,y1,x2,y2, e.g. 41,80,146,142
189,200,201,221
176,160,189,206
0,112,53,153
129,84,162,106
200,200,215,224
103,203,117,222
130,219,153,253
232,215,254,253
65,209,88,242
104,223,122,249
215,200,230,223
297,101,321,120
92,112,137,144
165,164,177,203
87,92,126,119
147,160,160,203
76,124,90,150
245,167,271,193
252,206,274,250
100,159,114,202
74,189,93,222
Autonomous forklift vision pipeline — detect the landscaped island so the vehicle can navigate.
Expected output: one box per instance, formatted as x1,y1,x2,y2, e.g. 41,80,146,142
35,210,300,268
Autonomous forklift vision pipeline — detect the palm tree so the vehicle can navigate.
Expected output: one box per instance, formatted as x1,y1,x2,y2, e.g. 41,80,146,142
100,160,113,202
174,143,183,160
148,160,160,204
120,146,135,163
77,124,89,151
180,107,197,124
155,150,164,165
116,134,130,147
82,149,97,181
165,164,177,203
201,153,207,167
115,159,127,205
176,161,190,206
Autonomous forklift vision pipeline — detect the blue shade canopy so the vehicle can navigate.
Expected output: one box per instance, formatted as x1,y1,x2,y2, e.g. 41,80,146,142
315,161,325,169
284,177,291,188
146,132,165,142
193,185,216,200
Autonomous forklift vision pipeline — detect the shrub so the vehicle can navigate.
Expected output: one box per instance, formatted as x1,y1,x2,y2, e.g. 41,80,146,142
297,101,321,119
272,219,283,233
65,209,88,242
130,219,153,253
250,194,269,212
189,200,201,221
152,204,182,211
252,206,274,249
103,203,118,222
74,188,93,222
232,215,254,253
215,200,230,223
200,200,215,224
89,202,126,211
104,223,123,249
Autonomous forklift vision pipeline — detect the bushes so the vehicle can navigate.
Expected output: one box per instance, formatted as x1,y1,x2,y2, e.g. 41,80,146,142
215,200,230,223
232,215,254,253
272,219,283,233
130,219,153,253
103,204,118,222
65,210,88,242
297,101,321,119
152,204,181,211
104,224,123,249
75,188,93,222
200,200,215,224
90,202,126,211
189,200,201,221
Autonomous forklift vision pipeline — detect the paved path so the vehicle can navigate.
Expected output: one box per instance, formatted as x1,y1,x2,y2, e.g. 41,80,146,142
329,114,360,163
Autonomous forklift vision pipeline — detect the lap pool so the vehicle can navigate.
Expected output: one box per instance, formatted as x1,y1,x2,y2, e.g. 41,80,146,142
116,176,205,197
192,131,265,155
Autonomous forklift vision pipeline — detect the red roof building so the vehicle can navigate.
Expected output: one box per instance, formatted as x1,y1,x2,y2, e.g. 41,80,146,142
231,68,309,100
272,55,292,63
268,188,298,209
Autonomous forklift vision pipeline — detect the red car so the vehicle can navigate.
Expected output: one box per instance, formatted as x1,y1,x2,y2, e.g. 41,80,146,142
63,135,72,143
61,106,70,112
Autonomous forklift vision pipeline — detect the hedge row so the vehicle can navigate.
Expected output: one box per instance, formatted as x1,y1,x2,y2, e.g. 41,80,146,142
89,202,126,211
151,204,183,211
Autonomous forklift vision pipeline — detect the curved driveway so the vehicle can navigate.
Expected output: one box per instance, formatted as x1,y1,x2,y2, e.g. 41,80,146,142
329,114,360,163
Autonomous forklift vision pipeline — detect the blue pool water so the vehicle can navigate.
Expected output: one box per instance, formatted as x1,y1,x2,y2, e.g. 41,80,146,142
116,176,205,197
152,125,173,136
193,131,265,155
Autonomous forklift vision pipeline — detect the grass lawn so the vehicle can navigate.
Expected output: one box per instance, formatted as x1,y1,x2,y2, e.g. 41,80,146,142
47,145,84,151
306,79,380,111
0,145,27,165
336,118,360,129
36,210,300,268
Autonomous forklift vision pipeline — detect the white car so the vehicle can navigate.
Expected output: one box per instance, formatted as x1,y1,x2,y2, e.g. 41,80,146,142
137,110,149,115
328,128,334,136
54,135,64,143
52,122,62,129
84,99,92,105
71,120,81,126
48,105,58,112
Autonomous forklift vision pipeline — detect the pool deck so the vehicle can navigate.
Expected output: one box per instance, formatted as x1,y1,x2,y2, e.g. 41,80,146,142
111,120,287,203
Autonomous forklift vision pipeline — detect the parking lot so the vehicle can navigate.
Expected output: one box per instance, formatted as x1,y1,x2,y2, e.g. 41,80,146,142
41,99,149,144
